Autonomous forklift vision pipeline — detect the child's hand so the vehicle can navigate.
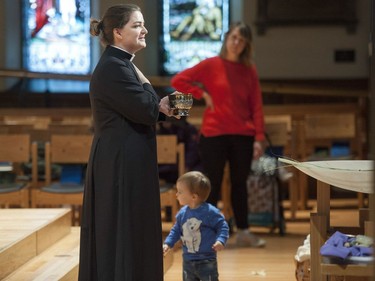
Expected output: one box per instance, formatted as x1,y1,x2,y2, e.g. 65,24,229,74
212,241,225,252
163,244,171,257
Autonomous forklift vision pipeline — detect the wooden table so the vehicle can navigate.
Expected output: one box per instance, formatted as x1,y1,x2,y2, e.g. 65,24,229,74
280,159,374,281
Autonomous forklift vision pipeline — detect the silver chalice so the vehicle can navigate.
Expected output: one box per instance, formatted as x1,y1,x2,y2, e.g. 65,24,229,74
169,92,193,116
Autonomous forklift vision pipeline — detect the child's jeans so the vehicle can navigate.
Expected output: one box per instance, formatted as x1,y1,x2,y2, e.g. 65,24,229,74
183,259,219,281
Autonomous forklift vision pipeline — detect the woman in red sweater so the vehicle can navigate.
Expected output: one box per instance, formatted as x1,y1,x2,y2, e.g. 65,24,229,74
171,21,266,247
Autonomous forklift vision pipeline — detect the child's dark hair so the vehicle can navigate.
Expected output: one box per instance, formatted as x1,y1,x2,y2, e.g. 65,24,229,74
177,171,211,201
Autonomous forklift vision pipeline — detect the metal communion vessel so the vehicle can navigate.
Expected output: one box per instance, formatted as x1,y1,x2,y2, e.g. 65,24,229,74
168,92,193,116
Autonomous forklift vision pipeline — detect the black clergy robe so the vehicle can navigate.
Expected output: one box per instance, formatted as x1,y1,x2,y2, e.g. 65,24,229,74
79,46,164,281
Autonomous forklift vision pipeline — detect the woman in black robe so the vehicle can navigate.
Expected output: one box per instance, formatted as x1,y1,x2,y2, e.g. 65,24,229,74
78,4,174,280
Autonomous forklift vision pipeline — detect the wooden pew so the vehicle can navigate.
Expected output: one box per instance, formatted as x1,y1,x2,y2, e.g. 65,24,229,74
187,103,366,220
0,102,367,219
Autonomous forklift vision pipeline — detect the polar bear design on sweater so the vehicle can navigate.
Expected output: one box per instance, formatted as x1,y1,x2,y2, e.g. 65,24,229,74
182,217,202,253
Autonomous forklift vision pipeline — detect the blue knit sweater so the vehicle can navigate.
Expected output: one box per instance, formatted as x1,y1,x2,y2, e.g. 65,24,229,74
164,202,229,261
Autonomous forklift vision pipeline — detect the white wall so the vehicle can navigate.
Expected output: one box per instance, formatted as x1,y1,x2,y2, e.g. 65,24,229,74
245,0,371,79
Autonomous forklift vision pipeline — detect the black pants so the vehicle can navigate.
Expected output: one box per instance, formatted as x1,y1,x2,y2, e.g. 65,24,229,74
199,134,254,229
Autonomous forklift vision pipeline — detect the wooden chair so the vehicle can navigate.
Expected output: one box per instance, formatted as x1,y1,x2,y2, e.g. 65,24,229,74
48,124,93,135
300,113,359,160
219,162,233,221
31,134,92,225
0,134,33,208
220,119,293,222
0,123,52,143
263,119,298,219
60,116,93,126
3,116,51,129
296,113,364,210
0,124,34,134
157,135,185,223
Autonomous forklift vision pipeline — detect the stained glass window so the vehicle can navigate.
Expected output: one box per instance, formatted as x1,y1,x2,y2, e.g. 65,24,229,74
23,0,91,75
160,0,230,75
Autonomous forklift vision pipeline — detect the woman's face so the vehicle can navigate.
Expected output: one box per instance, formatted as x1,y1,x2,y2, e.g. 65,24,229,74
114,10,148,53
225,27,246,60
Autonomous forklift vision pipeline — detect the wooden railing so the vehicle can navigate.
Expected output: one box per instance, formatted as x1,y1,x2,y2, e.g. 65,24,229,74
0,68,369,95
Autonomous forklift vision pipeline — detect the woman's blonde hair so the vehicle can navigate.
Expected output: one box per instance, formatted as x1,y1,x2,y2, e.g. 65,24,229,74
219,21,253,66
177,171,211,201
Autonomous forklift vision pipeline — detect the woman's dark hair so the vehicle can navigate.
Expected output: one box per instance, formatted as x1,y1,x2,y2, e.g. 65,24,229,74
219,21,253,66
90,4,141,46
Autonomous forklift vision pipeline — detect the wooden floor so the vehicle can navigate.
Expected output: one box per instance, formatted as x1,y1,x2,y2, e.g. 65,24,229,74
164,208,361,281
0,204,364,280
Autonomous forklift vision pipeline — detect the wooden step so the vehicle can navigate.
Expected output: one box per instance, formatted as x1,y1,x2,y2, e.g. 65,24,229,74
5,225,174,279
0,210,173,279
3,227,80,281
0,208,71,279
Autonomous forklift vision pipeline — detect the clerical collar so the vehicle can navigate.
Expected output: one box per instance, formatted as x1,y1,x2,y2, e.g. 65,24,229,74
110,45,135,61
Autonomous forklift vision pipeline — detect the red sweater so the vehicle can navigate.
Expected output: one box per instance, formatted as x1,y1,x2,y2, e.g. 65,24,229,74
171,56,265,141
